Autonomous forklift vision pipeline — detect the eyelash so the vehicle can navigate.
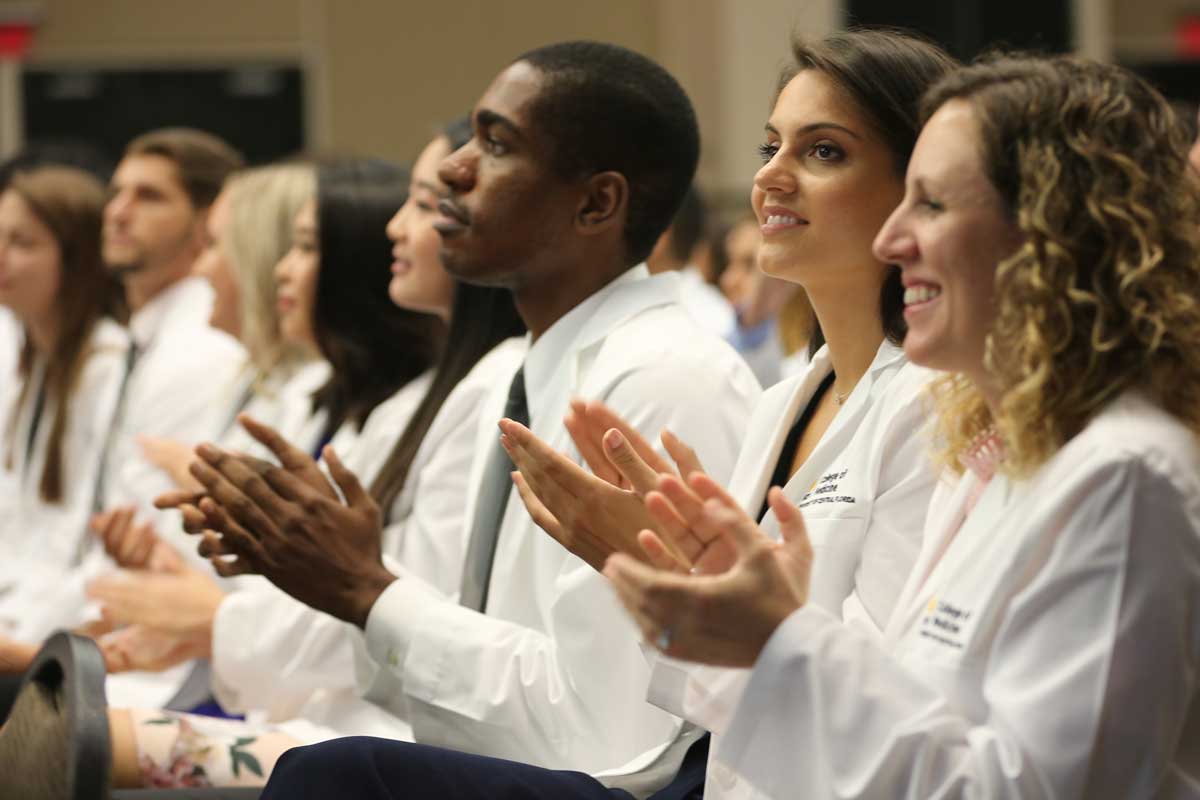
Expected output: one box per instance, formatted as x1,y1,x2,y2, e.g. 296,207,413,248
755,141,845,164
919,199,945,212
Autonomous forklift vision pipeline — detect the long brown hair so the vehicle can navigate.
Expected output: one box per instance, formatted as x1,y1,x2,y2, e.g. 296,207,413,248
4,166,123,502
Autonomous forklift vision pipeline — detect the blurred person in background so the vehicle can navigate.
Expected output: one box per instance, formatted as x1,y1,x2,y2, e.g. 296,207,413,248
92,128,247,568
84,155,446,789
720,214,811,385
646,184,735,338
0,166,127,666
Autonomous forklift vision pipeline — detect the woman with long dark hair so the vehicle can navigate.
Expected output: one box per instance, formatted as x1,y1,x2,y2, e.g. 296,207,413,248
0,166,127,655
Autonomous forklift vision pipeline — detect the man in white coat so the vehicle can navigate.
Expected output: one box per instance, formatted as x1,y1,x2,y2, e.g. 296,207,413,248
187,41,760,798
95,129,246,557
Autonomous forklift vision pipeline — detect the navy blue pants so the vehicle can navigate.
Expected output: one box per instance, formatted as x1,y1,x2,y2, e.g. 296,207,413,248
259,738,635,800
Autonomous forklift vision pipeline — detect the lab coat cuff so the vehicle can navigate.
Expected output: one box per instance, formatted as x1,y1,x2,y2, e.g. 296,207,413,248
363,577,428,676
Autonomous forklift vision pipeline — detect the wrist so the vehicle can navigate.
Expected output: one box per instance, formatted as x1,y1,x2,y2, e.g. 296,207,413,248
345,564,397,629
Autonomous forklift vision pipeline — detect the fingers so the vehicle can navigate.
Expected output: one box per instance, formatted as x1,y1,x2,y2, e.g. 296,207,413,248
767,487,807,545
602,429,662,496
239,415,313,472
155,489,205,511
636,529,689,573
511,471,566,542
582,400,672,474
564,400,623,487
197,497,267,568
323,445,370,509
643,489,703,563
179,503,209,534
661,429,705,479
190,444,281,538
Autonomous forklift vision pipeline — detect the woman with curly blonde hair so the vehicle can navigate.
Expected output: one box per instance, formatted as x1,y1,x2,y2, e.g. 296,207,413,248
602,54,1200,797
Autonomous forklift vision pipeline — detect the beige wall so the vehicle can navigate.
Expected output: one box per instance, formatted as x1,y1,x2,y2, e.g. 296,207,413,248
7,0,839,199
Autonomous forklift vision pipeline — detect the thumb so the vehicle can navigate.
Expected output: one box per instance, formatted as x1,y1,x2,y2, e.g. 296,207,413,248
603,429,661,496
768,487,810,549
323,445,370,508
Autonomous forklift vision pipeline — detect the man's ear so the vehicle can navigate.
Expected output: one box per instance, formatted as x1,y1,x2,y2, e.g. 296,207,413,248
575,171,628,238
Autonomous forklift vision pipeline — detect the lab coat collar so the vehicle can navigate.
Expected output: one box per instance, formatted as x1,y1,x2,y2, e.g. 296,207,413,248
127,276,209,350
522,264,676,421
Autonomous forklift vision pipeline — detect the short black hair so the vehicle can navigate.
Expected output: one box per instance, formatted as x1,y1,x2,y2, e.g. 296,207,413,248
516,41,700,266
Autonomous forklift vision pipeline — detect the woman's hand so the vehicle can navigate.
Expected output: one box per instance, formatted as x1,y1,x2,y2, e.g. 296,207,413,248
499,406,703,572
604,485,813,668
87,566,225,640
97,625,211,673
91,506,186,573
137,435,202,492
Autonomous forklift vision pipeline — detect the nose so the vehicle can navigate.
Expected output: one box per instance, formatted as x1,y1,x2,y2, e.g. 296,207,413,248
872,204,917,266
105,188,133,223
752,150,797,199
385,203,406,245
438,143,476,194
274,251,294,285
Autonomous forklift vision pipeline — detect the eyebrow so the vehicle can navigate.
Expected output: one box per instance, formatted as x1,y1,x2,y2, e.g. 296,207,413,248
764,121,863,141
475,108,524,140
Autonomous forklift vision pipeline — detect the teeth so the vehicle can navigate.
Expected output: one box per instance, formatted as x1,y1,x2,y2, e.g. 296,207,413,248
904,285,942,305
766,214,801,226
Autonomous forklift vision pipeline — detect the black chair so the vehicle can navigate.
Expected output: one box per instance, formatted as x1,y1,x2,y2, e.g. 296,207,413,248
0,631,110,800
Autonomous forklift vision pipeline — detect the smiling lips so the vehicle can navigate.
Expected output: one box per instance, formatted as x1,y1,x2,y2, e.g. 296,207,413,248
759,206,808,234
903,283,942,308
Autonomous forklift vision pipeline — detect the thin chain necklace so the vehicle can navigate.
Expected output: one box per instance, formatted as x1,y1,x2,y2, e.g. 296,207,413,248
832,387,850,406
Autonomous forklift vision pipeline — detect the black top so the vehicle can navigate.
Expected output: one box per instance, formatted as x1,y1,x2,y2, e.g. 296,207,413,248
757,372,836,522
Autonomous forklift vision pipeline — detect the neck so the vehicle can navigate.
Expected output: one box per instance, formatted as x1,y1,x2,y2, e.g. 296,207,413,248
125,261,191,313
24,309,61,356
807,279,886,400
646,256,685,275
514,260,630,341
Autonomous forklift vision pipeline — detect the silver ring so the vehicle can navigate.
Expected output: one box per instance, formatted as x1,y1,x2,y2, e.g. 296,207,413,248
655,628,673,651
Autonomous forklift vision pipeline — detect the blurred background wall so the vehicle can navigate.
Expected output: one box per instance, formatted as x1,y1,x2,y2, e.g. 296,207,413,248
0,0,1195,220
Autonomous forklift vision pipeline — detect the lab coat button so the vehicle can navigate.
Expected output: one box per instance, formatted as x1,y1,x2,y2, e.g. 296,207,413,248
387,649,400,667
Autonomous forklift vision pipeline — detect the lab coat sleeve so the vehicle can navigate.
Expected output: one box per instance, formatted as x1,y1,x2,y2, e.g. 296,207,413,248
360,356,758,775
717,457,1200,799
211,579,358,720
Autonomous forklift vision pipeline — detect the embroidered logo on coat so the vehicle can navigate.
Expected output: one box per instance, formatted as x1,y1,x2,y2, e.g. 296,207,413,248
798,468,857,508
918,596,974,651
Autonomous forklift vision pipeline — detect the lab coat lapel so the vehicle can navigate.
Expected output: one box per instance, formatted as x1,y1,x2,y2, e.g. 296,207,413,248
729,349,833,515
782,342,905,503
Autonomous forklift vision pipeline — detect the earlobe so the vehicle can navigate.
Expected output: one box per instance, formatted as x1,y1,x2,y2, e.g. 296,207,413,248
576,171,628,236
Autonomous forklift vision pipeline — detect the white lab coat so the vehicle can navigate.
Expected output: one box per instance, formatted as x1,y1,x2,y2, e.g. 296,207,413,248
0,318,128,641
717,390,1200,799
645,341,938,799
98,277,245,565
208,366,438,721
678,266,736,340
354,266,761,796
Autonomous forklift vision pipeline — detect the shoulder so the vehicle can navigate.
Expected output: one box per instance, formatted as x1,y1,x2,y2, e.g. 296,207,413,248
598,303,759,392
1048,392,1200,498
76,319,130,387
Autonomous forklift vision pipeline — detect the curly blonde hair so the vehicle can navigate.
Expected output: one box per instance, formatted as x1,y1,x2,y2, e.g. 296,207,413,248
922,55,1200,476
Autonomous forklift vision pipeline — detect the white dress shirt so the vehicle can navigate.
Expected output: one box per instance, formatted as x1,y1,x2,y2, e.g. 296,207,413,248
98,276,245,563
355,266,761,796
645,341,938,799
0,318,129,641
718,390,1200,799
677,266,735,340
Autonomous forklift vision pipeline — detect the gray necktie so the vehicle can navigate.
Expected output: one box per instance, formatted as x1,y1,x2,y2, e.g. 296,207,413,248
91,338,139,515
459,366,528,612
